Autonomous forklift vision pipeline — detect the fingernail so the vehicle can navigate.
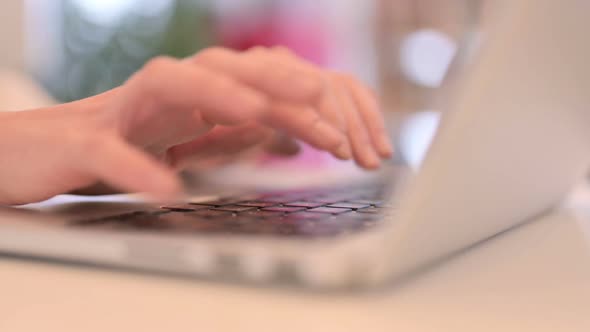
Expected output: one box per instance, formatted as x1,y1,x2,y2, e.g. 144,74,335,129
378,134,394,158
334,142,352,160
363,149,381,170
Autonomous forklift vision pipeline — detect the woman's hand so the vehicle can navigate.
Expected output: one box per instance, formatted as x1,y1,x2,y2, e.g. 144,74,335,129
0,47,392,205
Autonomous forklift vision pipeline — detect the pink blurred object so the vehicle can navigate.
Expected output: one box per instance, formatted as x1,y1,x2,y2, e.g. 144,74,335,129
258,143,341,170
216,2,330,65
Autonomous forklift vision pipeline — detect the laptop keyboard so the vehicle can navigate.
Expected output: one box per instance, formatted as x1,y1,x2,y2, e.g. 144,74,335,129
71,184,392,237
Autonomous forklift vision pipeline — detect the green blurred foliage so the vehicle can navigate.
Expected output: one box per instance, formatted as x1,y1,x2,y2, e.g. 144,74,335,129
46,0,214,102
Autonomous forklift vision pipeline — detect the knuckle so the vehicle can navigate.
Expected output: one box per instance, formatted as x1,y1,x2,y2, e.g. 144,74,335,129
142,56,175,77
194,47,227,63
272,45,295,56
207,74,235,93
247,46,270,57
139,57,177,93
136,56,176,98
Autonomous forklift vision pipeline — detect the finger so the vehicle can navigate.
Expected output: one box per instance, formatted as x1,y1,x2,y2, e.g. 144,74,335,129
130,56,268,126
329,76,381,169
316,79,348,133
191,47,323,104
80,135,181,200
166,123,274,168
270,48,352,158
263,101,349,158
271,46,321,75
315,81,352,160
337,74,393,158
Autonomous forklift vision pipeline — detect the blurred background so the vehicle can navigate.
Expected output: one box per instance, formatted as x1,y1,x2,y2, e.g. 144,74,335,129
0,0,484,171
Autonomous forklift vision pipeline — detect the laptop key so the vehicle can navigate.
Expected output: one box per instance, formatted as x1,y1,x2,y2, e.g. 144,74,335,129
345,199,378,205
255,195,290,203
245,210,287,218
236,201,279,208
326,202,371,210
283,201,325,208
311,197,343,204
306,207,353,215
210,205,257,213
261,206,307,213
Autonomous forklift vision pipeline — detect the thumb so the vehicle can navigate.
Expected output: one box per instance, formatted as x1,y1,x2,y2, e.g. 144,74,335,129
79,135,182,200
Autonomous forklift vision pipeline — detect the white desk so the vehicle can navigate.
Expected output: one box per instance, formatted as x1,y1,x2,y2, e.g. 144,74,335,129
2,188,590,332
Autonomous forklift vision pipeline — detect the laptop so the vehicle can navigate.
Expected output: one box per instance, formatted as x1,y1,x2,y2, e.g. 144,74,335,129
0,0,589,289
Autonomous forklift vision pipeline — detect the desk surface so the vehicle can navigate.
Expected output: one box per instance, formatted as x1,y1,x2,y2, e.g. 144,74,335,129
2,188,590,332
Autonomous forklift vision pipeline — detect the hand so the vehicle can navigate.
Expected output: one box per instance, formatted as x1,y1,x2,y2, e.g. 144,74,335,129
0,47,392,205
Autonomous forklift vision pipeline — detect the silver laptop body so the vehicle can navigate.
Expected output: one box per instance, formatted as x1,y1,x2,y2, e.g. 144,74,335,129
0,0,588,289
